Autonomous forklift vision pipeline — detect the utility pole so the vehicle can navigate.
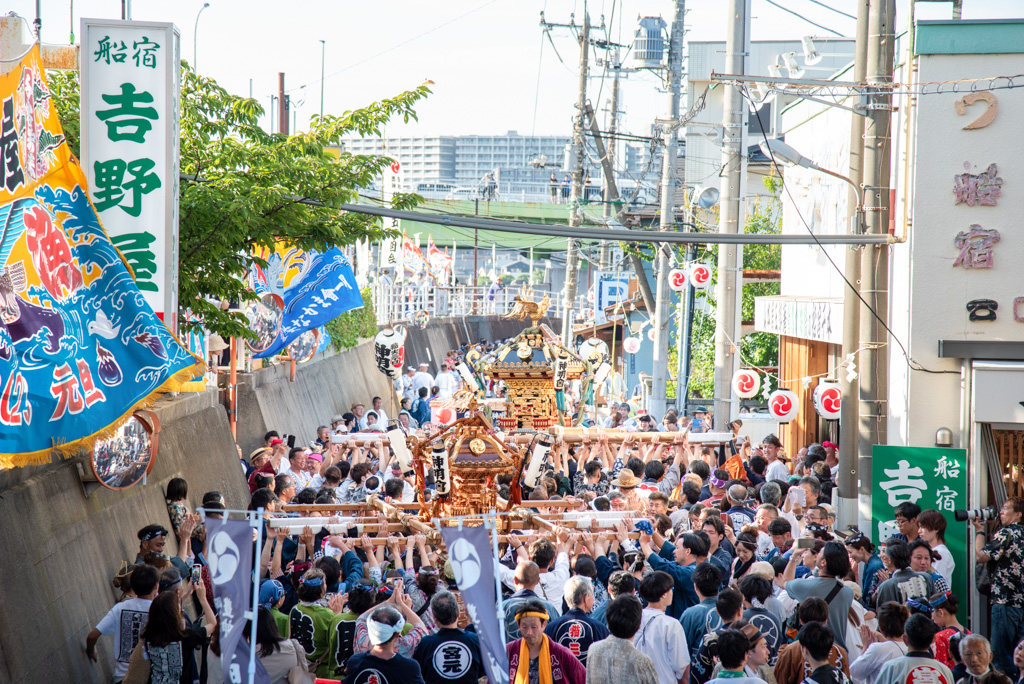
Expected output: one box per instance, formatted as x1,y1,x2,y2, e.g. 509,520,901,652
278,72,289,135
650,0,686,420
599,51,621,272
561,7,590,345
319,40,326,120
858,0,895,528
713,0,750,429
838,0,869,529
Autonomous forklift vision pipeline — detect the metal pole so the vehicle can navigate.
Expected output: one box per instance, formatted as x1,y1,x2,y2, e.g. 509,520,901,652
650,0,685,420
562,6,590,345
319,40,326,120
193,3,210,70
248,508,264,684
278,72,288,135
229,337,237,439
676,242,696,412
858,0,894,530
838,0,869,530
33,0,40,38
488,512,507,645
713,0,750,430
599,53,620,272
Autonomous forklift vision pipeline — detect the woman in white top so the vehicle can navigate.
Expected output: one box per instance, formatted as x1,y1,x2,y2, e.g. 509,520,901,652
849,602,910,684
917,509,955,588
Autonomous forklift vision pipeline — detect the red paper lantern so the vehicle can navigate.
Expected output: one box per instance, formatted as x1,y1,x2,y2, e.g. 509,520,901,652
768,389,800,422
813,382,841,420
689,263,711,289
669,268,688,292
733,369,761,399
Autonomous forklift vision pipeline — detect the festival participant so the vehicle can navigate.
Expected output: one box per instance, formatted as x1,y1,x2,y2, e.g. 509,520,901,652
634,571,690,684
135,524,169,564
85,565,160,680
798,623,853,684
781,542,854,651
503,561,561,640
932,592,969,670
123,582,216,683
872,614,954,684
280,448,312,490
848,602,909,684
412,592,483,684
500,529,572,609
344,606,425,684
703,628,766,684
681,563,723,662
585,595,659,684
638,530,702,618
253,606,310,683
544,576,609,665
773,598,851,684
290,568,348,676
609,468,649,512
917,509,955,588
506,599,586,684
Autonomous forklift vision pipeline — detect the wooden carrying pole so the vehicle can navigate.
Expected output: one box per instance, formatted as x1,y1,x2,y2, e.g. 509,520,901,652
505,428,686,445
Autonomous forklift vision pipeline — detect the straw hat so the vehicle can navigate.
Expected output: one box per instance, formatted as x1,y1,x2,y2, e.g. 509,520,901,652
610,469,640,489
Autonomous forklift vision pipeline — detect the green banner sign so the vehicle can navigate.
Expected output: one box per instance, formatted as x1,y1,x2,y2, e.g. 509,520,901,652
871,445,968,615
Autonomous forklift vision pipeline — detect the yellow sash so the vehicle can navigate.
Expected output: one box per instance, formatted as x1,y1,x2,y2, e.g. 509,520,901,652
514,635,553,684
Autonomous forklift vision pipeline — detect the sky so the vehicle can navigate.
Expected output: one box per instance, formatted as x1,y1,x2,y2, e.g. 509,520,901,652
10,0,1023,140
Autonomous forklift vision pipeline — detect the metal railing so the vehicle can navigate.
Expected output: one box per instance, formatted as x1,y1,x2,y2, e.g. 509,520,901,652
373,283,582,326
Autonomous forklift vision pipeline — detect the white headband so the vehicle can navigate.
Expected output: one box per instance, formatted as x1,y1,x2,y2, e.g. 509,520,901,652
367,614,406,645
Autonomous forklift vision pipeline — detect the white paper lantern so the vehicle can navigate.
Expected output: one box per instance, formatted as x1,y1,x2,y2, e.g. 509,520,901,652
668,268,688,292
767,389,800,422
647,328,656,341
689,263,712,289
732,369,761,399
812,381,842,420
623,336,642,354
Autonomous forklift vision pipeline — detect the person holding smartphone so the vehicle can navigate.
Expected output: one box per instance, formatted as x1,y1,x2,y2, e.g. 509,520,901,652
780,542,855,652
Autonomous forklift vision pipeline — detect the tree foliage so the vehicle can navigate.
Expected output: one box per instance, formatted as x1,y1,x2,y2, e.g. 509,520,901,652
47,65,430,338
324,288,379,350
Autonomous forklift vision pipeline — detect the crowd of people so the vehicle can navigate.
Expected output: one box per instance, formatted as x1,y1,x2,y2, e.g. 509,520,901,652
84,349,1024,684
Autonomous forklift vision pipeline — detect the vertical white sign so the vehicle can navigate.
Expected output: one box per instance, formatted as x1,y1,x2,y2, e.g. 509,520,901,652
380,156,404,282
81,19,180,332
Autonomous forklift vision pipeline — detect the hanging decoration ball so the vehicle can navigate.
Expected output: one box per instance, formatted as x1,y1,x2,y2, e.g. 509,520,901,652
689,263,712,289
647,327,656,341
813,381,842,420
668,268,688,292
623,336,642,354
767,389,800,423
732,368,761,399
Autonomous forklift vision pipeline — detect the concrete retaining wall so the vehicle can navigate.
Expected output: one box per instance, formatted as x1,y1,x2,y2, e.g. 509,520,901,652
0,389,247,684
0,315,557,682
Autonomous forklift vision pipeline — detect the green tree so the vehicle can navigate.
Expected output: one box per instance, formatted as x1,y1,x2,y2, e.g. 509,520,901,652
324,288,379,350
48,65,430,339
671,176,781,400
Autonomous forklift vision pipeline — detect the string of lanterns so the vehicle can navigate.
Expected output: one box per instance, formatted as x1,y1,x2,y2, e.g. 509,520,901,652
732,368,842,423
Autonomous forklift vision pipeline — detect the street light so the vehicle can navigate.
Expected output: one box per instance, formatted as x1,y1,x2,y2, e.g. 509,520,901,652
193,3,210,71
759,137,863,231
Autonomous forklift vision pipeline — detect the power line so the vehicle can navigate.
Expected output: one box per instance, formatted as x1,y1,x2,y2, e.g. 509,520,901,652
742,89,957,375
287,0,501,94
803,0,856,21
761,0,845,37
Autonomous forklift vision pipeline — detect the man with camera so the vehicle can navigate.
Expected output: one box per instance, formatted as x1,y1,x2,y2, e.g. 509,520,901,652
974,497,1024,677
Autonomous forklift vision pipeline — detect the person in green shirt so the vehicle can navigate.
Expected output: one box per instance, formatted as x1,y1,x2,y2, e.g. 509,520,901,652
290,568,347,676
259,579,289,637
